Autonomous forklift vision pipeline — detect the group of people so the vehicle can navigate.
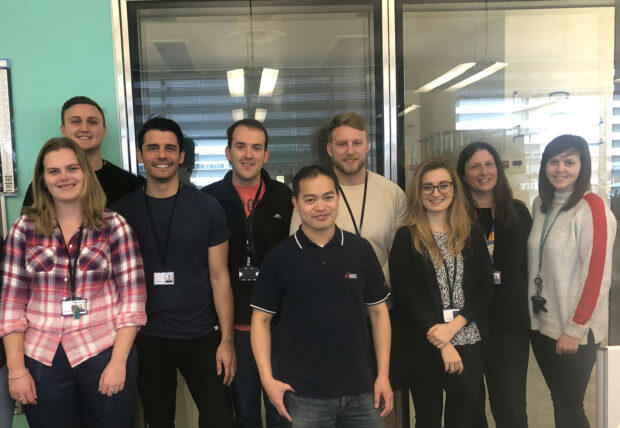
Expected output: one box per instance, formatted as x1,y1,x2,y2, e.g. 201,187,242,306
0,96,614,428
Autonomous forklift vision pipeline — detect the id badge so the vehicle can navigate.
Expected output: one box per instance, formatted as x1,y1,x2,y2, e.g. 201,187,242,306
154,272,175,286
493,270,502,285
442,308,460,322
61,298,88,317
238,265,259,282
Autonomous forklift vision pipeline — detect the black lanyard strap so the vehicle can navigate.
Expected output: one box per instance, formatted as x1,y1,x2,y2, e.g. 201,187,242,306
144,182,181,268
443,257,457,309
338,170,368,236
58,225,84,299
244,179,263,263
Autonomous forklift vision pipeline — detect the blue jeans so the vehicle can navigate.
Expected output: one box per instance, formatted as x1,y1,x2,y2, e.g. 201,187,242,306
0,365,14,428
283,392,384,428
232,330,287,428
24,344,138,428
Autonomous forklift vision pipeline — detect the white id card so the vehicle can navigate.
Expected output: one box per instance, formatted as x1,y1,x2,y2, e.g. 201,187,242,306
442,308,460,322
493,271,502,285
61,298,88,316
154,272,175,286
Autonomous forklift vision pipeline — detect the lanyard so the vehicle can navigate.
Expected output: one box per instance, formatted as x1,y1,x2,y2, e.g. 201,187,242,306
485,219,495,263
144,182,181,268
58,225,83,299
537,202,567,276
339,170,368,236
443,257,457,308
244,179,263,265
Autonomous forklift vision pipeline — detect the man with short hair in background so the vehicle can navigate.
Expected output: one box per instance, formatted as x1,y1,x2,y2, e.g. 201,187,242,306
203,118,292,428
22,96,143,210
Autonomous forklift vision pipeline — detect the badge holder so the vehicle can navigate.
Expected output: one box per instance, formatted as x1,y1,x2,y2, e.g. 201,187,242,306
154,272,175,286
443,308,460,322
62,297,88,320
239,257,259,282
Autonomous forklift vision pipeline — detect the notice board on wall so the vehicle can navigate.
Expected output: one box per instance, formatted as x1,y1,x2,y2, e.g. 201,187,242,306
0,59,17,195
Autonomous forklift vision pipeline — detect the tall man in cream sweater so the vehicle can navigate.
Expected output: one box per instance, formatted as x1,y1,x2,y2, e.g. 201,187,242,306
290,112,407,288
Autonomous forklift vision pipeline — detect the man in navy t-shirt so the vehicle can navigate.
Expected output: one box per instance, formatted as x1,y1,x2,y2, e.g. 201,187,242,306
114,117,235,427
251,165,393,427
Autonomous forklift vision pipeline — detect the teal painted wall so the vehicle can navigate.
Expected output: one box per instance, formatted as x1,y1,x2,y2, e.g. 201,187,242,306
0,0,120,226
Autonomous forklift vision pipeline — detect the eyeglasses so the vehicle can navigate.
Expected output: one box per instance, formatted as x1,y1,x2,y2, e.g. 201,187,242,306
422,182,453,195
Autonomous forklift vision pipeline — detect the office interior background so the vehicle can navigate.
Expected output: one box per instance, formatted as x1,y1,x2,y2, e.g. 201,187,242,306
1,0,620,426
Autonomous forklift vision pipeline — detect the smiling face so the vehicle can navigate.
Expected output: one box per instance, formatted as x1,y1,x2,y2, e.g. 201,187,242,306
327,125,369,177
546,149,581,193
43,148,85,205
226,125,270,186
421,168,454,214
463,149,498,198
137,129,185,183
293,174,339,235
61,104,107,154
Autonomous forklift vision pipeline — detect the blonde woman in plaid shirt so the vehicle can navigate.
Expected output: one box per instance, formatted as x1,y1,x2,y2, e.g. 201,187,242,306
1,137,147,428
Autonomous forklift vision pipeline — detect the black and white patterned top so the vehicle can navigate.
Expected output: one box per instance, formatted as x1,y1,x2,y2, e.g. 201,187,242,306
433,231,481,346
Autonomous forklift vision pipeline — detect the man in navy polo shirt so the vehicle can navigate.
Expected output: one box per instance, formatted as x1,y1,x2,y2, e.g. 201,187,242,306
251,165,393,428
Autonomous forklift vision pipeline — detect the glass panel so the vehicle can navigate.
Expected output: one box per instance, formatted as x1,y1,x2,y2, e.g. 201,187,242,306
128,0,383,187
402,1,617,425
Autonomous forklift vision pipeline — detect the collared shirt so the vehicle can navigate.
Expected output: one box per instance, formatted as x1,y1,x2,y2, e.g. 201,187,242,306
1,210,147,367
251,226,389,398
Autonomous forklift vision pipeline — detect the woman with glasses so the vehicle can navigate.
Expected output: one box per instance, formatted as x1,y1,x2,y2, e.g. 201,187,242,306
457,142,532,428
0,137,147,428
528,135,616,428
389,157,493,427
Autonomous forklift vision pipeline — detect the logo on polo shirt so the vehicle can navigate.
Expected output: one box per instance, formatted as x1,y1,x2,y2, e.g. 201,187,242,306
344,272,358,279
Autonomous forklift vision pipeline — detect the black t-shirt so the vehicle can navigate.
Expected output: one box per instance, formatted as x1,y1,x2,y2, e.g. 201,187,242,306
251,227,389,398
22,160,144,211
113,184,229,339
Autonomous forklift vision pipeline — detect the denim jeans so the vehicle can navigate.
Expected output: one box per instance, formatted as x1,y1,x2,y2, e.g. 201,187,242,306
283,392,384,428
232,330,288,428
24,344,138,428
0,365,14,428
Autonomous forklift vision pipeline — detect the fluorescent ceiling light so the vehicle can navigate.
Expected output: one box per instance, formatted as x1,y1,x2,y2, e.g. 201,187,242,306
398,104,419,117
232,109,244,121
255,108,267,122
259,68,279,96
415,63,475,93
227,69,244,97
445,62,508,92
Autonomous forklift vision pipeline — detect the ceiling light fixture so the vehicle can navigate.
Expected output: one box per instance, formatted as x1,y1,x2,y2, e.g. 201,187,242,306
445,62,508,92
254,108,267,122
258,68,278,96
227,69,244,97
416,63,475,93
232,109,244,121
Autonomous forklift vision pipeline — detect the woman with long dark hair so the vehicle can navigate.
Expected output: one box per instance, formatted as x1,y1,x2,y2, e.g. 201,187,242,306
389,157,493,427
1,137,147,428
528,134,616,427
457,142,531,427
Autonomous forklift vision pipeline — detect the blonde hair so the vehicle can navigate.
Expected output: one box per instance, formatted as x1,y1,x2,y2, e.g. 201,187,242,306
403,158,471,266
25,137,106,236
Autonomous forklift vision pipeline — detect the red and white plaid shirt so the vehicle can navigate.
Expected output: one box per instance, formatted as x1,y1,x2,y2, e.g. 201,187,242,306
1,210,147,367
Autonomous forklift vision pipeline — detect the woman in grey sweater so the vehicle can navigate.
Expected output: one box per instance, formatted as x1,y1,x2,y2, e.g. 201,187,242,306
528,134,616,428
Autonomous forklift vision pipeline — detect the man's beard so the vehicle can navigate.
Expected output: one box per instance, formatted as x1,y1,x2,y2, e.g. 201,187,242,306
333,158,366,176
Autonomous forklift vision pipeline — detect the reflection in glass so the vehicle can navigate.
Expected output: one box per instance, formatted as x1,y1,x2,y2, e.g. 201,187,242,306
128,1,382,187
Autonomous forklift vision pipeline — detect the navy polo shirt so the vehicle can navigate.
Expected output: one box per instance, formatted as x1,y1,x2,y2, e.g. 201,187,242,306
251,226,389,398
